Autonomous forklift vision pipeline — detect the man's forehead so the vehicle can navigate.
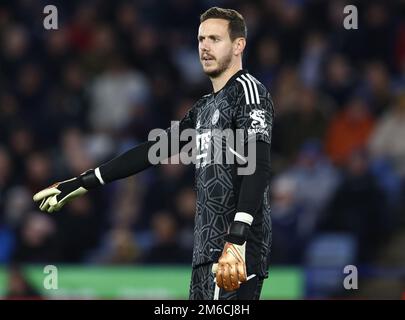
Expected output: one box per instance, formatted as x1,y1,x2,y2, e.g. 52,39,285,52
198,18,230,37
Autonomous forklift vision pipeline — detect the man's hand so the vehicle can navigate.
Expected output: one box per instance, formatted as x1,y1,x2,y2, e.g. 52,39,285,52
215,241,247,291
33,177,87,213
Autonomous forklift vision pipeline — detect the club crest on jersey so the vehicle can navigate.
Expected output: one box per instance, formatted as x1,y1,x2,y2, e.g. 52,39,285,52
248,109,268,136
211,109,220,125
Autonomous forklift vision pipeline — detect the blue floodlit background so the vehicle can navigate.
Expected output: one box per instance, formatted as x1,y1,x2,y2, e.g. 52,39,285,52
0,0,405,299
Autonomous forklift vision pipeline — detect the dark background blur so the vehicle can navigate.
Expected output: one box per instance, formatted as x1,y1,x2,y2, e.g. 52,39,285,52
0,0,405,299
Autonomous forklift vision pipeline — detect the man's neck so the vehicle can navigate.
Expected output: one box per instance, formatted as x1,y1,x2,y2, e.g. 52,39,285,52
211,61,242,93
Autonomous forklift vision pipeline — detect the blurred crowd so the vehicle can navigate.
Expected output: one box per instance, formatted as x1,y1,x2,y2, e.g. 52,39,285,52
1,0,405,289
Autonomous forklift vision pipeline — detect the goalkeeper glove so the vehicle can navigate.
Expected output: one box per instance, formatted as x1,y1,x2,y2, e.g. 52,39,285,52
213,220,250,291
33,169,102,213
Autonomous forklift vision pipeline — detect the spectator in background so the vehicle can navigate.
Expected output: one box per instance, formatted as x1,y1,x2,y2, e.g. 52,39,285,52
89,226,141,264
5,264,42,300
369,92,405,176
44,61,90,138
271,140,340,264
170,31,206,86
43,27,72,81
0,94,20,142
114,2,140,55
361,62,393,116
275,0,305,64
286,140,340,236
253,36,280,89
273,66,301,116
88,55,150,137
140,162,192,230
143,211,190,264
273,86,332,164
0,146,14,216
361,3,395,69
0,225,14,263
299,31,327,88
7,126,36,182
82,24,118,75
24,151,53,193
393,19,405,73
106,176,143,240
270,175,305,264
325,96,375,165
3,186,32,229
55,192,101,263
67,3,98,54
1,24,30,78
175,186,197,257
12,212,60,263
16,63,45,127
320,149,387,263
322,54,355,107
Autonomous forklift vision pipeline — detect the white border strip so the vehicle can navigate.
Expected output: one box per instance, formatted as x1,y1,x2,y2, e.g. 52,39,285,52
241,75,256,104
228,146,247,164
234,212,254,225
236,78,250,105
246,74,260,105
213,280,220,300
95,167,105,185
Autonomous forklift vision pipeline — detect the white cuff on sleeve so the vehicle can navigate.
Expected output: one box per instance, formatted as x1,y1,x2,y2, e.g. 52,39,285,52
234,212,253,226
95,167,105,185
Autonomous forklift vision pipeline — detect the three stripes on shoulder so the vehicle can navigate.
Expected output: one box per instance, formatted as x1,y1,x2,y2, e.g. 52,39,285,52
236,74,261,105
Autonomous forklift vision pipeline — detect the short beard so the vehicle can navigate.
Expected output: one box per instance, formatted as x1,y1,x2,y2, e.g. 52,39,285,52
204,52,232,78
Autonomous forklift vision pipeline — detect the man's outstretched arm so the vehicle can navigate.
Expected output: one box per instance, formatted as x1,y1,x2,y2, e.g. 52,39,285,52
33,106,197,213
32,140,156,213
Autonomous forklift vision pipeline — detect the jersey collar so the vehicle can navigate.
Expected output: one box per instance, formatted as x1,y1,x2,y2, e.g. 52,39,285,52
212,69,248,96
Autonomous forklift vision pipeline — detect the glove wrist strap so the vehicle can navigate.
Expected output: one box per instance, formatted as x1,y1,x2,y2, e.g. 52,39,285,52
224,221,250,245
79,169,102,190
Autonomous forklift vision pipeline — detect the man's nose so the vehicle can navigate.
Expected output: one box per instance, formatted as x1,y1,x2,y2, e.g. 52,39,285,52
200,40,210,52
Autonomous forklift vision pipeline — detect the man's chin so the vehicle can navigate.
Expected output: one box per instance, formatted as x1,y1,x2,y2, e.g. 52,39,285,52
203,66,222,78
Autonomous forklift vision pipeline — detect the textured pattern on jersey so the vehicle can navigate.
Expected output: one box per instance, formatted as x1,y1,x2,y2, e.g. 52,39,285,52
180,70,274,278
189,263,216,300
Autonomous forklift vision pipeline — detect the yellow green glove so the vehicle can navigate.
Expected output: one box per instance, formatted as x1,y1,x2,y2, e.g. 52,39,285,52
33,177,88,213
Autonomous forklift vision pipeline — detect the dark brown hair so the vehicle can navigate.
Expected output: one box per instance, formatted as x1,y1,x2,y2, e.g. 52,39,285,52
200,7,247,41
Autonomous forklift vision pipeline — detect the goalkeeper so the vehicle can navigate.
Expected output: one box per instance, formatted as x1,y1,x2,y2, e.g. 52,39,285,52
34,7,273,300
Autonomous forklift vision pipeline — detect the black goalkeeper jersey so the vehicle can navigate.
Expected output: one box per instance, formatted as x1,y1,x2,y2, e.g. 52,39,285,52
177,70,274,277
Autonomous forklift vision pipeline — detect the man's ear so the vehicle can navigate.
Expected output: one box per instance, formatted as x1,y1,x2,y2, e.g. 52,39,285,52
234,37,246,56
